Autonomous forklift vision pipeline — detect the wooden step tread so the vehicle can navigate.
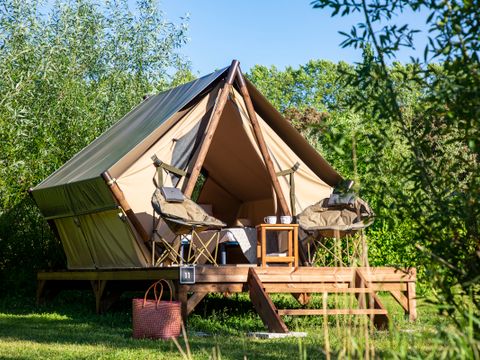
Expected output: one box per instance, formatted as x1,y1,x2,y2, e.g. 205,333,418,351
263,284,376,293
277,308,388,316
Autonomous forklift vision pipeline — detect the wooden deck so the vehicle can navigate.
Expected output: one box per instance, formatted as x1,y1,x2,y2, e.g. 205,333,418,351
37,265,416,332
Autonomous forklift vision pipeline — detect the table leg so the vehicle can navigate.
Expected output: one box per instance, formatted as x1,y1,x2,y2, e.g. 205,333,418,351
288,230,293,267
262,227,267,268
294,226,298,268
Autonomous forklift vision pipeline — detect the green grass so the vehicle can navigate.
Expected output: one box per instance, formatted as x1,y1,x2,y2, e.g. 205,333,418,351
0,290,450,359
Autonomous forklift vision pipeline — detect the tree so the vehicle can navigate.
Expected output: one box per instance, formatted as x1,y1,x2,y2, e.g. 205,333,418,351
0,0,190,292
311,0,480,353
247,60,422,269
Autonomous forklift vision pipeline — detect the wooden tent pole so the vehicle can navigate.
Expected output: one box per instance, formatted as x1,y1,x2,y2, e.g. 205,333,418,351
101,171,150,242
183,59,240,197
236,68,291,216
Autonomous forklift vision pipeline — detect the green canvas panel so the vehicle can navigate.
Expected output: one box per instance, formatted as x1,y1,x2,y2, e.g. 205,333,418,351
32,68,227,190
33,178,116,219
78,209,149,268
34,185,74,219
54,217,95,269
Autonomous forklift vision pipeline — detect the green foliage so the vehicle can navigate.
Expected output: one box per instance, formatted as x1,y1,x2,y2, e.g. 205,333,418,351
247,60,422,274
312,0,480,353
0,0,191,293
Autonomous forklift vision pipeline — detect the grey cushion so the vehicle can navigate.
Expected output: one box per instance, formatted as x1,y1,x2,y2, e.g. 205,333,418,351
160,187,184,203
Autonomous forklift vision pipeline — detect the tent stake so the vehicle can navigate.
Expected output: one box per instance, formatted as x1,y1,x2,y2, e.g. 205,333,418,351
183,60,240,197
236,68,291,216
101,171,150,242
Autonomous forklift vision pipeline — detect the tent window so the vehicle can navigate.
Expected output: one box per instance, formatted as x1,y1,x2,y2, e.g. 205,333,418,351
191,169,208,202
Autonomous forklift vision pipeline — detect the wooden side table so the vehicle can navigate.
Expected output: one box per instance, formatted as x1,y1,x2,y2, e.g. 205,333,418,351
256,224,299,268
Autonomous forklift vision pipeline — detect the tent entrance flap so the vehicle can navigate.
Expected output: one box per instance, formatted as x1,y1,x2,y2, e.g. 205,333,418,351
197,100,275,226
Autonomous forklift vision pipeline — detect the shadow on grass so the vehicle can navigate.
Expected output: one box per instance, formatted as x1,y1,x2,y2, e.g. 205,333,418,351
0,292,329,360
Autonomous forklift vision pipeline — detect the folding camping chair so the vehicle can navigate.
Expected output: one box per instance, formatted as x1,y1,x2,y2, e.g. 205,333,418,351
297,186,374,267
149,155,225,266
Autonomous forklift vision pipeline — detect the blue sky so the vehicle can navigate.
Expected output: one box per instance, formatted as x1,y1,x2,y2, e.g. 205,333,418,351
159,0,430,75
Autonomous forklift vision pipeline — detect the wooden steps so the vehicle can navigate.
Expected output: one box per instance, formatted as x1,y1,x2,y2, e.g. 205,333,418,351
247,268,288,333
247,267,390,332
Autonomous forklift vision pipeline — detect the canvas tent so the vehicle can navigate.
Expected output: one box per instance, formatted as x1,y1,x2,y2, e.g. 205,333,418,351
31,60,343,270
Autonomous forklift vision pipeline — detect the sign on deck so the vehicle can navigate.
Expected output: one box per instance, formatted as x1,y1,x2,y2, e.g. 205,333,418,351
179,265,195,284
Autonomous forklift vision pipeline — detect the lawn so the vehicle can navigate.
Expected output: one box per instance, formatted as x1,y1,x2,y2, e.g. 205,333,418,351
0,290,448,359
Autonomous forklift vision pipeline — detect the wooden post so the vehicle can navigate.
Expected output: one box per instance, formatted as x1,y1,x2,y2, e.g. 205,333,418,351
235,69,291,216
36,279,47,305
177,284,188,322
407,282,417,321
186,292,207,316
90,280,108,314
183,60,240,197
101,171,149,242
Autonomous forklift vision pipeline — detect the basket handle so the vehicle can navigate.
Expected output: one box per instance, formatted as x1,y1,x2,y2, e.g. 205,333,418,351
142,279,174,308
157,279,174,303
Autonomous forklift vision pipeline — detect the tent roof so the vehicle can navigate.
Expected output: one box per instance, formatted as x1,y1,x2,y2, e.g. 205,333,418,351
33,62,342,192
34,67,228,190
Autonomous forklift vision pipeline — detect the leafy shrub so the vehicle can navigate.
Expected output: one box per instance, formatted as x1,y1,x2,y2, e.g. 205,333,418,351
0,0,190,294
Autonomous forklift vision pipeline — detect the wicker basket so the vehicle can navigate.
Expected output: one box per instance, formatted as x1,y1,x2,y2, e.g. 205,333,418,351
132,280,181,339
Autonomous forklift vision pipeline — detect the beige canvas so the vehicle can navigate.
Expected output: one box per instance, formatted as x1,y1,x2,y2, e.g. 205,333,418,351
116,86,220,235
231,89,333,216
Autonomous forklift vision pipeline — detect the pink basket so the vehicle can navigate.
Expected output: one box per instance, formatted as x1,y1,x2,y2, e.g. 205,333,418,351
132,280,182,339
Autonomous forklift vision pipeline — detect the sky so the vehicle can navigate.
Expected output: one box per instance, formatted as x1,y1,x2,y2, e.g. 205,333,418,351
158,0,430,75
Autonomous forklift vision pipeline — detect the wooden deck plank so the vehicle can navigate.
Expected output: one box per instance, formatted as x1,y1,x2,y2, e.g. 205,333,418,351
180,284,245,293
264,284,376,293
37,266,415,283
38,268,179,281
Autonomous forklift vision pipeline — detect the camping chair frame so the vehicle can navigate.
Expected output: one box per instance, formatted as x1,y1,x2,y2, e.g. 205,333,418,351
150,155,221,266
304,230,366,267
151,232,184,266
151,222,221,266
186,229,220,265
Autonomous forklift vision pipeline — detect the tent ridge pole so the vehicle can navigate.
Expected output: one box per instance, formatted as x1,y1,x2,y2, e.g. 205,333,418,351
183,59,240,197
101,171,150,242
235,68,291,216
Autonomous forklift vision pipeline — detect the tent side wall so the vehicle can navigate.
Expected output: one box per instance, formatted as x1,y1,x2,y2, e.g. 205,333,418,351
245,79,343,188
231,89,334,215
32,178,117,219
54,208,151,269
